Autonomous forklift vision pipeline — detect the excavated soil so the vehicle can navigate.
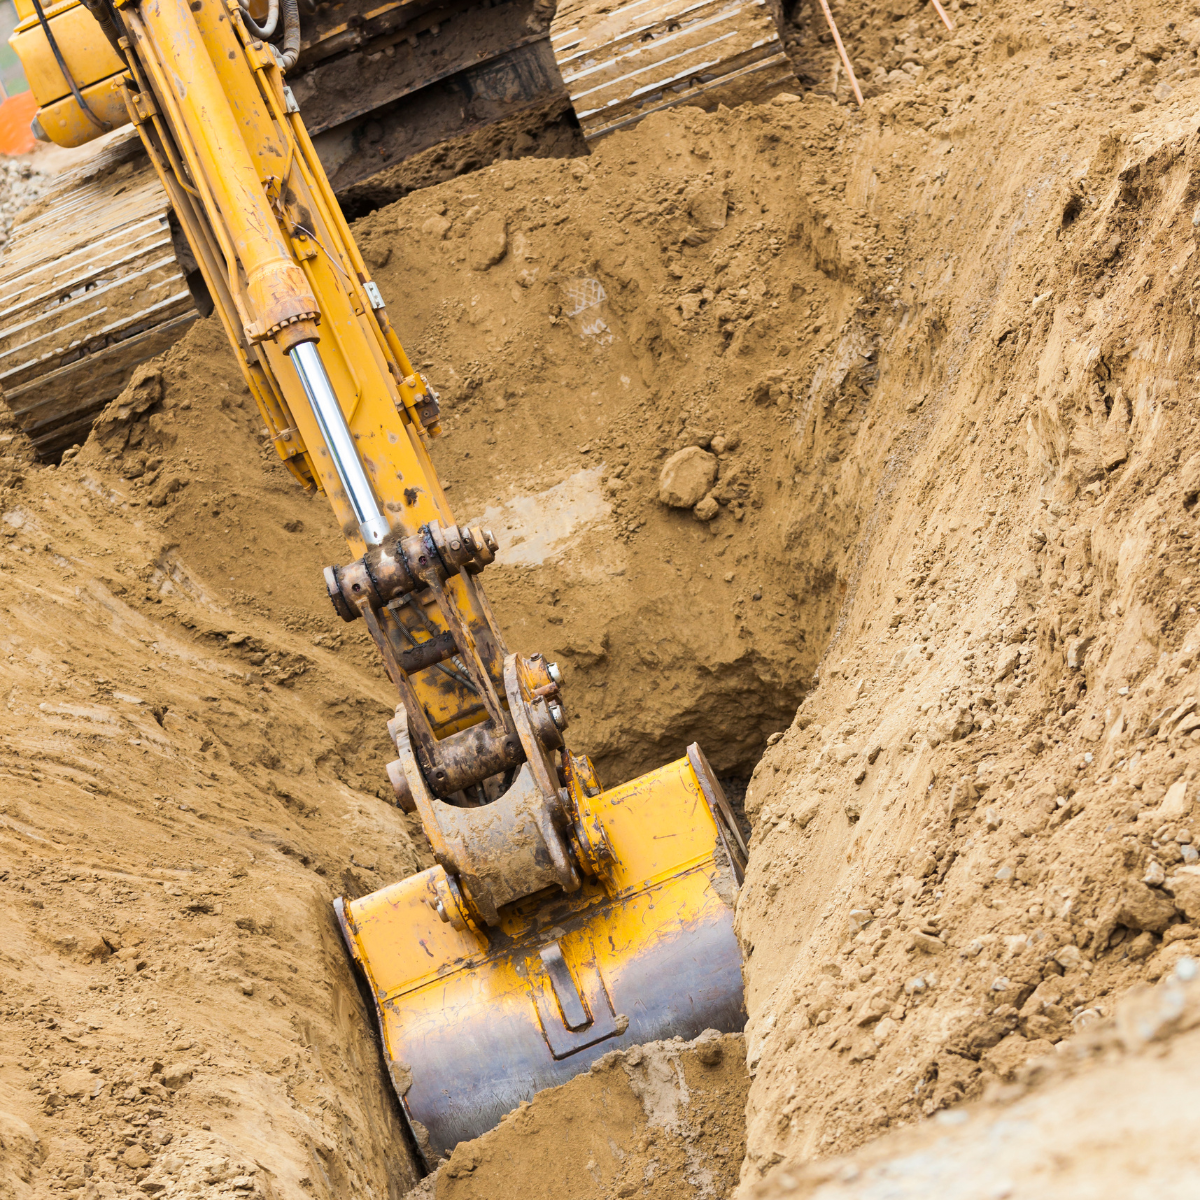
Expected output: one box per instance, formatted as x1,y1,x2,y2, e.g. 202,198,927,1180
411,1033,748,1200
7,0,1200,1194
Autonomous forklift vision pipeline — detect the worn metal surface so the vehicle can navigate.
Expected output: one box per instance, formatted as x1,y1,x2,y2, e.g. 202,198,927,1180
336,750,747,1165
0,130,196,457
550,0,793,141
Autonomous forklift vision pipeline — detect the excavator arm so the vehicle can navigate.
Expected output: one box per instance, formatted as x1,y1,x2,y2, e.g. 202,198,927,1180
9,0,749,1164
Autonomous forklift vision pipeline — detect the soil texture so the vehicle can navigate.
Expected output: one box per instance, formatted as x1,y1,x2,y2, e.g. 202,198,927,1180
6,0,1200,1194
412,1034,748,1200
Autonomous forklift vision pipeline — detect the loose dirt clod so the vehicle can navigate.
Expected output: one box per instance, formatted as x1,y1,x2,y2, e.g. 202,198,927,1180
411,1034,748,1200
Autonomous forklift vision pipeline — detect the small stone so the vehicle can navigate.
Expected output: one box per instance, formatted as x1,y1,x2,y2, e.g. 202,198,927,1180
468,212,508,271
1054,944,1085,971
1153,81,1174,102
948,781,979,820
688,186,729,232
58,1068,98,1098
847,1031,877,1062
913,931,945,954
1144,859,1167,887
79,930,112,961
1163,924,1197,945
693,494,719,522
1066,636,1095,670
123,1145,152,1170
993,645,1020,682
832,743,855,765
1117,880,1180,932
710,434,729,455
421,214,452,239
985,1032,1054,1080
1168,865,1200,921
903,976,926,994
658,446,718,508
694,1032,724,1066
1157,779,1189,821
873,1016,899,1041
150,475,189,508
1127,930,1157,960
160,1063,193,1091
984,806,1002,831
848,908,873,933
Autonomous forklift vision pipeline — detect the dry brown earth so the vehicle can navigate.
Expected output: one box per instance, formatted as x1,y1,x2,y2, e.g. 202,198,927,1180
6,0,1200,1194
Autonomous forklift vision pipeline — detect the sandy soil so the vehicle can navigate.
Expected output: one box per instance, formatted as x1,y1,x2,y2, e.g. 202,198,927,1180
412,1034,748,1200
6,0,1200,1194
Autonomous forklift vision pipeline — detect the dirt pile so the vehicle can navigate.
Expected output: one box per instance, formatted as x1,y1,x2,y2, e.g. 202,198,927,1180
747,958,1200,1198
355,92,910,783
409,1033,747,1200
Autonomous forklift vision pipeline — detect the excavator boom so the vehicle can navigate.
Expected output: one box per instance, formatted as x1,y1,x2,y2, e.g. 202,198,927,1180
8,0,749,1164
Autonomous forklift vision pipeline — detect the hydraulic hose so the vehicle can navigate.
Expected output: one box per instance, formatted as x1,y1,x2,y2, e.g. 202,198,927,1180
29,0,111,130
277,0,300,73
237,0,278,40
80,0,127,63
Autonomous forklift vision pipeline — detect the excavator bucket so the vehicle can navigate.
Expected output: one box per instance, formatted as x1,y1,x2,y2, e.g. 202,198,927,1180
335,744,748,1166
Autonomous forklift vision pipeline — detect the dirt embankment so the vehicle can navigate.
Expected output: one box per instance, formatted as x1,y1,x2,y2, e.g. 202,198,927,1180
414,1033,747,1200
723,0,1200,1194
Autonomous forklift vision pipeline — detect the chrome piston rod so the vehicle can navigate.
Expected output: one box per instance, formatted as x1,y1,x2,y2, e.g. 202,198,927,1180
289,340,390,545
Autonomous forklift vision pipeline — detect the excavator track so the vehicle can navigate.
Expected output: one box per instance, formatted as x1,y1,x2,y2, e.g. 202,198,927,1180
0,131,199,458
550,0,792,142
0,0,794,459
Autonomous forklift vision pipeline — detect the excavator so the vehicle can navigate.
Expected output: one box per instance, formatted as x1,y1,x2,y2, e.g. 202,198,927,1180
7,0,754,1167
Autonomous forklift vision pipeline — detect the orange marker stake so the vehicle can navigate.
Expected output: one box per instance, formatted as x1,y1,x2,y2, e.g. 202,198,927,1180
930,0,956,33
817,0,864,107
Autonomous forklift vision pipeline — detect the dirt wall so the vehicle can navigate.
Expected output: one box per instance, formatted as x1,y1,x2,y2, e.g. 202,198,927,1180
723,0,1200,1193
